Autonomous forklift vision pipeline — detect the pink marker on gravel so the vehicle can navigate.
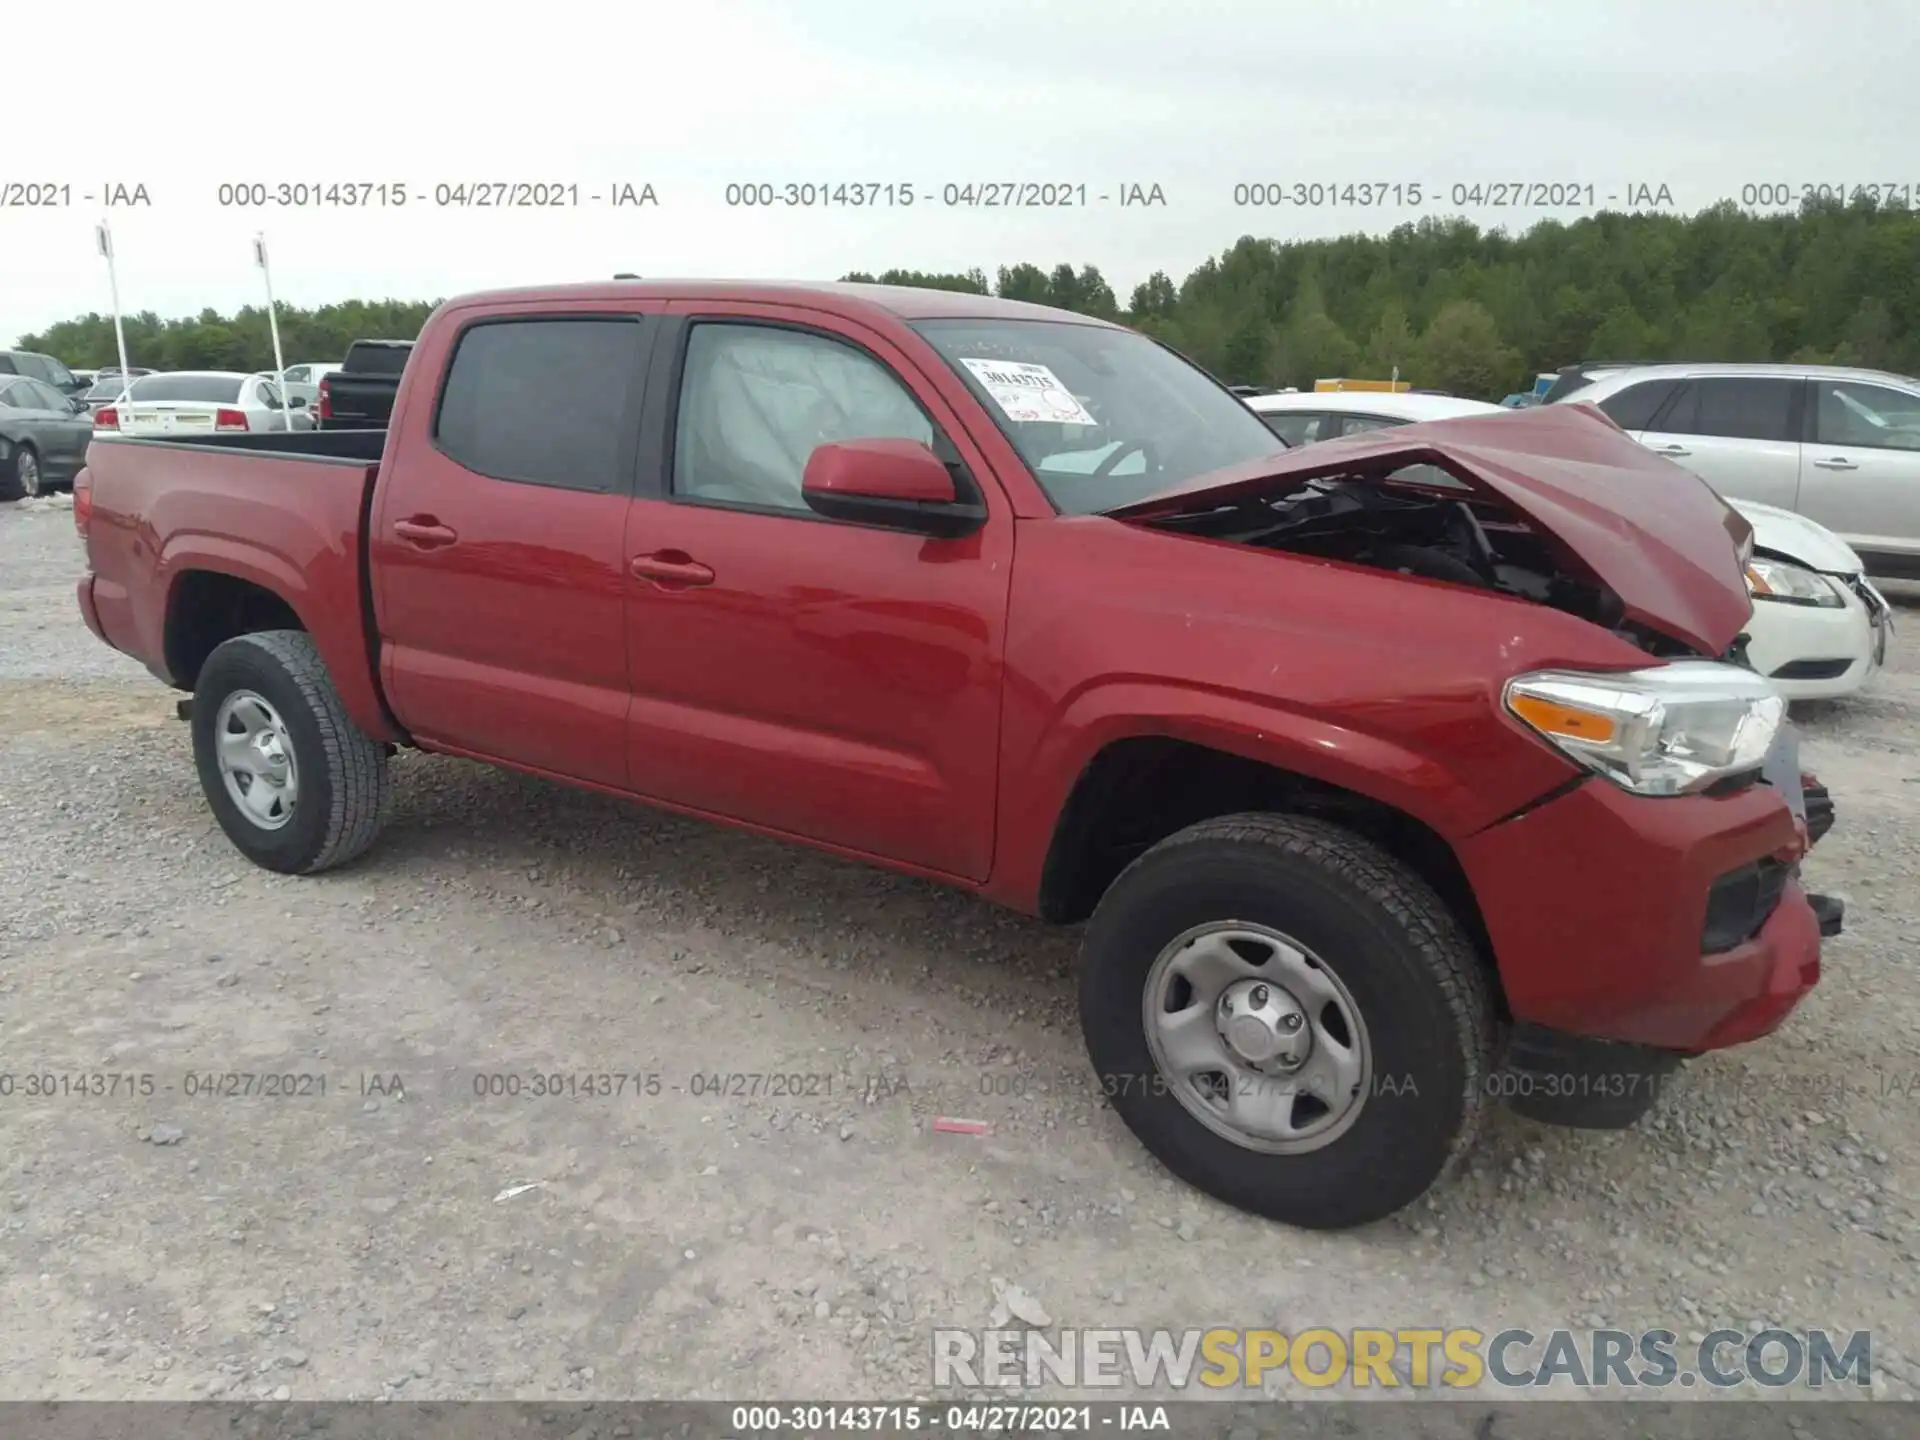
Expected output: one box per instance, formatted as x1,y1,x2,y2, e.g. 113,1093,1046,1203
932,1117,992,1136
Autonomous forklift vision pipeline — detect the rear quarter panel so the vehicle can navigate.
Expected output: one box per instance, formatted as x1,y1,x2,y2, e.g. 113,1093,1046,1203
984,516,1657,910
82,436,398,740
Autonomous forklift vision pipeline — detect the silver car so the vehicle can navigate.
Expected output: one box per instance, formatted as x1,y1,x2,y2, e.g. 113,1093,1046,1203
278,362,341,407
1550,363,1920,581
94,371,315,436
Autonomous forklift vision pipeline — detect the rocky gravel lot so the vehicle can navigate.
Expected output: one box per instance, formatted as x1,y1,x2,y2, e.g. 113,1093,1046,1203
2,495,1918,1408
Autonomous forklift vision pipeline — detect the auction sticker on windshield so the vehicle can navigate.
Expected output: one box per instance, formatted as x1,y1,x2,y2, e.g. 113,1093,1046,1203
959,358,1098,426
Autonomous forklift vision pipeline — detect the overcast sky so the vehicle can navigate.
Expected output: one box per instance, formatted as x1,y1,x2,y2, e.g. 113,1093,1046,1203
7,0,1916,347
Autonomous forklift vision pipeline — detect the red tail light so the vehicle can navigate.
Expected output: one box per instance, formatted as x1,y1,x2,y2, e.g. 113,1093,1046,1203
215,408,249,432
317,376,333,420
94,405,119,429
73,468,92,537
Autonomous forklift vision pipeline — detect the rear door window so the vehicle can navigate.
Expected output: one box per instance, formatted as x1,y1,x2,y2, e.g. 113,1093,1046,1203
1596,379,1682,431
434,318,645,491
1658,378,1797,441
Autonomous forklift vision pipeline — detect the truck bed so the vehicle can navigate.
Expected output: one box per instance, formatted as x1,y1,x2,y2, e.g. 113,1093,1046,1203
78,433,398,742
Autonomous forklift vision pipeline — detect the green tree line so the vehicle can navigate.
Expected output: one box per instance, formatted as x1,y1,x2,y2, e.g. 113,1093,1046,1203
20,298,442,379
22,198,1919,400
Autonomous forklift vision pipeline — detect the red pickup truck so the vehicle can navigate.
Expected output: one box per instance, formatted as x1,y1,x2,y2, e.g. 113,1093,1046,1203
72,280,1840,1229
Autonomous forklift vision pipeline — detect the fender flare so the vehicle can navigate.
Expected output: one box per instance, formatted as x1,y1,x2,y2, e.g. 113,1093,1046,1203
157,538,400,743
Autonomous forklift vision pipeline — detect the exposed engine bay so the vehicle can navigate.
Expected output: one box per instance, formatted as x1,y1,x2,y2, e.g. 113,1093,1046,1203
1141,467,1712,659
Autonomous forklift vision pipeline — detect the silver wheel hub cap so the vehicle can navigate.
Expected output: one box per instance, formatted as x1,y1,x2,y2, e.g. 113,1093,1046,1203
19,453,39,495
1219,979,1312,1068
215,690,299,830
1143,922,1373,1155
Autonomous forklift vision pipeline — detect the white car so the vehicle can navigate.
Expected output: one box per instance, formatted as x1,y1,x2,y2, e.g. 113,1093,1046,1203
1545,363,1920,581
1243,390,1891,701
93,371,314,436
279,362,341,407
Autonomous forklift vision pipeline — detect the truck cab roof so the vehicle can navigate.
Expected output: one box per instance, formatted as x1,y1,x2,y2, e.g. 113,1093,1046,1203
440,280,1120,327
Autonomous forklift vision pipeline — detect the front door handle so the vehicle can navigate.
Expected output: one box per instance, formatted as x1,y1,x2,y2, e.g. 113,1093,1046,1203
1811,456,1859,471
631,551,715,588
1650,443,1691,457
394,517,458,548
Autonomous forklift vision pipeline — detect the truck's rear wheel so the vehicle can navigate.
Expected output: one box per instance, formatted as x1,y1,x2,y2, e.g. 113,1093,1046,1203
191,630,392,874
1079,813,1495,1230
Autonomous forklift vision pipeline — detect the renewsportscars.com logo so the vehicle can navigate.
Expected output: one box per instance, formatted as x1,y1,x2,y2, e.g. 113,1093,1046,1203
931,1327,1873,1391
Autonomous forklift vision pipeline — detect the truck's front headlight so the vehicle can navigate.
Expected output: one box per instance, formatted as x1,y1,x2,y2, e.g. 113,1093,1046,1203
1504,661,1785,796
1746,557,1845,608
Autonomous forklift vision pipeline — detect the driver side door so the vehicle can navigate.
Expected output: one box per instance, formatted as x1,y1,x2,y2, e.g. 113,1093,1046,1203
620,304,1015,880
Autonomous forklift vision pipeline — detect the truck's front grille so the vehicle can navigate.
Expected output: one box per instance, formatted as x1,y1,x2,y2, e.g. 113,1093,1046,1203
1702,857,1789,954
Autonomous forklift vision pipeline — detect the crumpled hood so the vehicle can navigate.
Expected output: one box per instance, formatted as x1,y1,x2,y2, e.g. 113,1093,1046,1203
1726,497,1864,575
1107,403,1755,655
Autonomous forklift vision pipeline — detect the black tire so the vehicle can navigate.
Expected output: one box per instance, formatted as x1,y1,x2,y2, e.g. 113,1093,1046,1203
0,444,35,501
191,630,392,874
1079,812,1496,1230
16,446,44,497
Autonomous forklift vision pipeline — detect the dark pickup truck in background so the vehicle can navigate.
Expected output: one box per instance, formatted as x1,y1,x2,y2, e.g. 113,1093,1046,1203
69,278,1839,1231
315,339,414,430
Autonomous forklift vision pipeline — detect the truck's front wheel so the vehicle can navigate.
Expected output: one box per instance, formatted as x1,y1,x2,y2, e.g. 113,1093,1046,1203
1079,813,1495,1230
191,630,392,874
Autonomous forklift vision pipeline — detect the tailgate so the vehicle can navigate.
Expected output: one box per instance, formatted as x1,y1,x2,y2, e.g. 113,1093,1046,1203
330,378,397,417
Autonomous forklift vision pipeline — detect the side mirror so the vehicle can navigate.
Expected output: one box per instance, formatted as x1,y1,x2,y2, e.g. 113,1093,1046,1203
801,438,985,538
70,397,88,414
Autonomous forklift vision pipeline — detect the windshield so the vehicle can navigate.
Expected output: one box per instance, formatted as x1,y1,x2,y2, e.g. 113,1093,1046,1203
910,318,1287,514
128,374,246,403
86,377,132,399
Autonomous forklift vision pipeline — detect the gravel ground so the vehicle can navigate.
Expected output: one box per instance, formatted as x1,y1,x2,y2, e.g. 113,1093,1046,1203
2,494,1918,1405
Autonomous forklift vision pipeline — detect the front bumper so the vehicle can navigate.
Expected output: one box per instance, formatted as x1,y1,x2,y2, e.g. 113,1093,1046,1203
1460,751,1824,1057
1742,575,1891,699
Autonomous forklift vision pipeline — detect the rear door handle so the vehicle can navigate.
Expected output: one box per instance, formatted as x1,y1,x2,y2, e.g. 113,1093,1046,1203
394,517,458,548
1811,456,1859,471
630,552,715,587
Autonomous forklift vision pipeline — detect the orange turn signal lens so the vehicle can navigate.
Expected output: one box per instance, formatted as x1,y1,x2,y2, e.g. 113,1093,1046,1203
1508,693,1618,744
